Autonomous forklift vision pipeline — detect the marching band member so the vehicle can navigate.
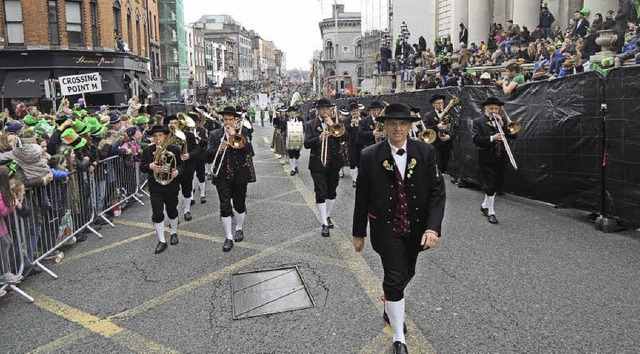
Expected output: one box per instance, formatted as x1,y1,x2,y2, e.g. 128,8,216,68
140,125,184,254
338,106,351,178
346,103,363,188
206,106,255,252
284,106,303,176
352,103,446,354
422,94,452,172
189,111,209,204
304,98,346,237
358,101,386,148
472,96,517,224
165,115,198,221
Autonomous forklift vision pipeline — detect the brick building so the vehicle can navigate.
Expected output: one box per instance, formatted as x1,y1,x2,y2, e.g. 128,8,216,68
0,0,162,108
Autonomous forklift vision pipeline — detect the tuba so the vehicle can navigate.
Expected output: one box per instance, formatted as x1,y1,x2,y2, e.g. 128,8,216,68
438,95,460,139
152,128,179,185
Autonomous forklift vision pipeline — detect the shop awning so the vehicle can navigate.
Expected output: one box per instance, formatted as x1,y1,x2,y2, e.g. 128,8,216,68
136,73,164,94
2,70,51,98
92,71,124,94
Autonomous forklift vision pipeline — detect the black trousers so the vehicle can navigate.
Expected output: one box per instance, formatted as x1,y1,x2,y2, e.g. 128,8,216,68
287,149,301,159
310,166,340,203
195,159,206,183
480,162,505,196
180,165,196,198
372,232,422,302
215,179,248,217
435,141,452,174
150,191,179,223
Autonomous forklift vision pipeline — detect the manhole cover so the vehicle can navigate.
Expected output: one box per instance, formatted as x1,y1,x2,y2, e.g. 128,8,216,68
231,266,315,319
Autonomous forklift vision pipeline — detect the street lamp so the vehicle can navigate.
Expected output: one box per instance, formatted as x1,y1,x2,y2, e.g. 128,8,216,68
400,21,410,58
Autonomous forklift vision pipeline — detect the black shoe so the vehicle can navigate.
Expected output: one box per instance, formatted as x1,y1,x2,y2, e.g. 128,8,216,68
326,217,334,229
290,170,296,176
487,214,498,224
155,242,168,254
480,207,488,217
393,341,409,354
383,311,408,334
234,230,244,242
206,174,212,181
170,233,179,245
294,168,299,174
184,212,192,221
352,181,357,188
200,196,207,204
190,199,195,206
321,224,330,237
223,239,234,252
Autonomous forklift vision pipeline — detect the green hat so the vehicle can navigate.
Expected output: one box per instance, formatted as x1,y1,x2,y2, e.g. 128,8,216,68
23,114,38,126
580,7,589,16
85,117,107,137
134,115,150,125
61,128,86,149
71,120,91,135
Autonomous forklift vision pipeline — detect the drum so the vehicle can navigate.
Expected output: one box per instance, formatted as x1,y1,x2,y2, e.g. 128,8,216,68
286,121,304,150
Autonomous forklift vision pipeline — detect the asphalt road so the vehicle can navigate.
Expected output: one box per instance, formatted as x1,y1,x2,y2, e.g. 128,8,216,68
1,123,639,354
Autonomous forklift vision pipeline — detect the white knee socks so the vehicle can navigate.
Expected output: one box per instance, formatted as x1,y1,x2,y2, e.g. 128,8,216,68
169,218,178,234
199,182,206,197
487,195,496,215
386,298,406,344
233,209,245,231
154,222,165,243
325,199,335,218
183,197,191,214
221,216,233,240
317,203,328,226
350,167,358,182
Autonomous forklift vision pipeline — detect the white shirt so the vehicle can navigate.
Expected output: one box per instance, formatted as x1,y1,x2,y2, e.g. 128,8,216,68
389,140,408,180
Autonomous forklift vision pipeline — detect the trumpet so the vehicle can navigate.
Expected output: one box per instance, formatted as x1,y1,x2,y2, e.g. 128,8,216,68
210,115,248,177
320,107,346,167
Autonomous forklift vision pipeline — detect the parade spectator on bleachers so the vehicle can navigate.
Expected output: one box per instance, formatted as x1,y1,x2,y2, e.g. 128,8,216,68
540,4,556,38
496,62,525,95
572,10,590,39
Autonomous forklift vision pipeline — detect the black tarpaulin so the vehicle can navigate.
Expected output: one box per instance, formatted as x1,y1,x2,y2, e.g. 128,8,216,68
2,70,51,98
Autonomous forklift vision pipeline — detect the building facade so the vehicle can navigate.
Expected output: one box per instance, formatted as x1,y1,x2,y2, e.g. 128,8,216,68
0,0,161,108
359,0,619,80
158,0,188,101
186,22,206,99
318,4,363,88
204,40,227,89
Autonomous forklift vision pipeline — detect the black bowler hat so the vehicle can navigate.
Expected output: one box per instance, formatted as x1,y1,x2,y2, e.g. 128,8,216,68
481,96,505,106
148,125,170,135
287,106,298,112
410,106,421,113
429,94,446,103
315,98,335,108
369,101,385,109
348,103,360,111
377,103,421,122
219,106,241,117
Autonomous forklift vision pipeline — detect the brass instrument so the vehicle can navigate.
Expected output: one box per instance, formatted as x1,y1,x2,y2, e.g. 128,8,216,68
152,127,179,185
437,95,460,139
320,107,346,166
374,101,390,143
177,112,196,130
412,120,437,144
350,114,361,127
501,106,522,135
490,112,518,170
210,115,248,177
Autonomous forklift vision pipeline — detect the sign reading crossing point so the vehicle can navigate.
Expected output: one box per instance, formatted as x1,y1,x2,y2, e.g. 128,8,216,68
58,72,102,96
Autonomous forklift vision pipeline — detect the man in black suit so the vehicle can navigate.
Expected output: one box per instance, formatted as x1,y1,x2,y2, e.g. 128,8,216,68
423,94,453,173
282,106,304,175
140,125,184,254
353,103,446,354
304,98,346,237
206,106,255,252
165,115,198,221
357,100,386,148
472,97,518,224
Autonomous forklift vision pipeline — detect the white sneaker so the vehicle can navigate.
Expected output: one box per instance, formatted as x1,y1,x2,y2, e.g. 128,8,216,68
1,273,23,283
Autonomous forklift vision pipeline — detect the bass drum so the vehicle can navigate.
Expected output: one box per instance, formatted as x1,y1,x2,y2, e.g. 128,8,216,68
286,121,304,150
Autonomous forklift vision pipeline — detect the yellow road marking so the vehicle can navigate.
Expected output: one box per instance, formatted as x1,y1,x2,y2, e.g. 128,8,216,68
285,165,437,353
28,329,91,354
27,289,178,353
359,327,392,354
62,232,154,263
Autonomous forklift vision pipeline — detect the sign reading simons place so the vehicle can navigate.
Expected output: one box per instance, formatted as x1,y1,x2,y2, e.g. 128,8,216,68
59,72,102,95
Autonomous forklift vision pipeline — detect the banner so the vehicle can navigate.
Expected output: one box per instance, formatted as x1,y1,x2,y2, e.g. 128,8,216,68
59,72,102,95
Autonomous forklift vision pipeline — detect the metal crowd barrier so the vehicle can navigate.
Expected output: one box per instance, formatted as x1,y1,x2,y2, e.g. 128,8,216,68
94,155,145,227
1,154,148,303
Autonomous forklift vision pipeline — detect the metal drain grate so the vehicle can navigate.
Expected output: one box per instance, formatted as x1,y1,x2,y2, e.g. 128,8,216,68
231,266,315,319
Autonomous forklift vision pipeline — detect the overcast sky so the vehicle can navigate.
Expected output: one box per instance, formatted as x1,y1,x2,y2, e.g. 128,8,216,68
183,0,362,71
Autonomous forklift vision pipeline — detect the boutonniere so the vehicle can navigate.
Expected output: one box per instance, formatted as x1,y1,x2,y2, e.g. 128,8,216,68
407,158,417,179
486,120,494,127
316,126,323,132
369,124,374,129
382,159,394,172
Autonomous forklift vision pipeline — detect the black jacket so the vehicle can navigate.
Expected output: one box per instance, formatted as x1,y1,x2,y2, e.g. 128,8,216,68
140,143,184,193
303,118,345,170
206,127,254,184
472,114,518,166
352,139,446,240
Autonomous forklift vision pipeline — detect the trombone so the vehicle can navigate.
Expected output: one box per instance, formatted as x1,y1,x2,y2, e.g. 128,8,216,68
490,110,520,170
320,107,345,167
210,115,248,177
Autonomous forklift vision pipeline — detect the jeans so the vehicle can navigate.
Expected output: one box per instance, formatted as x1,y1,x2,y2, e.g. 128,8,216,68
501,40,517,56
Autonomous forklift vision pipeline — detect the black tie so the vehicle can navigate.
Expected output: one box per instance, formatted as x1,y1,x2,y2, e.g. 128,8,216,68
397,148,405,156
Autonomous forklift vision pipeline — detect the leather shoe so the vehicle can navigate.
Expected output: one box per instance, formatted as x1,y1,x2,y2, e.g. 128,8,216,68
200,196,207,204
184,212,192,221
393,341,409,354
383,311,408,334
480,207,488,217
321,224,330,237
352,181,357,188
223,239,234,252
290,169,296,176
326,217,334,229
170,233,179,245
487,214,499,224
155,242,167,254
190,199,195,206
234,229,244,242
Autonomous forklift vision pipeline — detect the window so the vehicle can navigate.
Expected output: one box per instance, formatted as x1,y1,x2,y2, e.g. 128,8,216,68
48,0,59,45
143,23,147,57
153,15,157,40
356,40,363,58
325,41,334,59
4,1,24,45
136,15,141,54
90,0,98,46
126,8,133,50
66,1,83,45
113,1,122,36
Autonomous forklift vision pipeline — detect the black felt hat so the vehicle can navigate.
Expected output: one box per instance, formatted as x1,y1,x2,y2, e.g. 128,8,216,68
348,103,360,111
377,103,421,122
287,106,298,112
429,94,446,103
410,106,421,113
219,106,241,117
148,125,170,135
315,98,335,108
481,96,505,106
368,101,385,109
